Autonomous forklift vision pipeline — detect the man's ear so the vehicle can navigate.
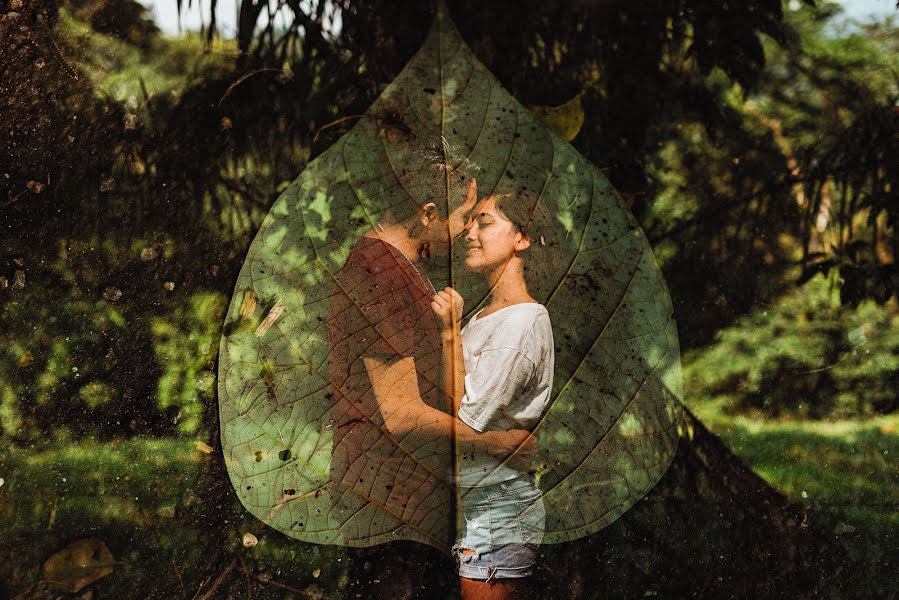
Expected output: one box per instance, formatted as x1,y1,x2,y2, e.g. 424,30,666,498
420,202,437,227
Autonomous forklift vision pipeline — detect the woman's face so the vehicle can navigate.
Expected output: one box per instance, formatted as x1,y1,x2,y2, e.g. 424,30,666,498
462,197,528,274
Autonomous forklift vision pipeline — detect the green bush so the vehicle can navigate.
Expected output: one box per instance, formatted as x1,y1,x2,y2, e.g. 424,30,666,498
151,291,226,434
0,239,225,441
0,266,129,440
684,273,899,418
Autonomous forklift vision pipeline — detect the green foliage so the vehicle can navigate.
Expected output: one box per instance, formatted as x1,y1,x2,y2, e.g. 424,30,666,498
152,292,226,434
67,0,159,48
0,238,227,440
640,4,898,353
684,274,899,418
57,6,236,104
753,3,899,307
683,401,899,598
831,297,899,414
0,258,127,439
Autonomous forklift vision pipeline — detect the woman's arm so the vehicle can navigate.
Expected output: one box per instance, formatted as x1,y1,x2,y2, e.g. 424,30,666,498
431,287,466,414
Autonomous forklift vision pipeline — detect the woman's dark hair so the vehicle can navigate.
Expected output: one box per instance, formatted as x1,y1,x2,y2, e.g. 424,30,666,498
493,192,533,240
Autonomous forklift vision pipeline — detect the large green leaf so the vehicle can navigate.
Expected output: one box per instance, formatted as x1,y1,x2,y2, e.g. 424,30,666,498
218,5,682,549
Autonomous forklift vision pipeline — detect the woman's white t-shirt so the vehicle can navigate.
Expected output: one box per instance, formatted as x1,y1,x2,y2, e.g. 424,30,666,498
456,302,554,487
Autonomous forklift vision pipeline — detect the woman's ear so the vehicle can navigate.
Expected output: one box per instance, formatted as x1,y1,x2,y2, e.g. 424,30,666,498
514,232,531,252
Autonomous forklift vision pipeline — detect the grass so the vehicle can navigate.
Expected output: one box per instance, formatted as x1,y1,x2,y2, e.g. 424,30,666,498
686,393,899,585
1,405,896,597
688,395,898,506
0,437,345,599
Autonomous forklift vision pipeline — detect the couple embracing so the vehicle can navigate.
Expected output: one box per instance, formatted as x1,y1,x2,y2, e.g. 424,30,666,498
327,178,554,599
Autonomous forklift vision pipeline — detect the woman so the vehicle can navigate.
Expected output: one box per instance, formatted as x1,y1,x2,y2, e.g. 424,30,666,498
432,193,555,600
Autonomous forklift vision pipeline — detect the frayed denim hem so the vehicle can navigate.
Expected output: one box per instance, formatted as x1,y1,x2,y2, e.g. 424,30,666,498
452,543,538,580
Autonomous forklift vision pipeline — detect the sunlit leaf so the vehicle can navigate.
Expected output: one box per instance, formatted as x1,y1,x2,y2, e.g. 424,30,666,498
43,538,115,593
195,440,214,454
16,351,32,368
530,91,586,141
239,288,257,320
219,5,682,549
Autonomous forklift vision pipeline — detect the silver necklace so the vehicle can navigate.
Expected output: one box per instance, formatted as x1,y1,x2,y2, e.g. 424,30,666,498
377,221,436,295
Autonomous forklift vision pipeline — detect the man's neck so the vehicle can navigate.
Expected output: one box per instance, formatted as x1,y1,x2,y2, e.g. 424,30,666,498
368,222,419,263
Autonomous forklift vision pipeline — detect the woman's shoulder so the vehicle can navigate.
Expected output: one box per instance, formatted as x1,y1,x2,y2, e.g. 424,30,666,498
486,304,552,364
474,301,543,321
498,302,549,323
483,303,552,342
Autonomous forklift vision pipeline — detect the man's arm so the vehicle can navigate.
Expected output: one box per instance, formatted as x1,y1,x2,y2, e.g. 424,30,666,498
362,354,532,465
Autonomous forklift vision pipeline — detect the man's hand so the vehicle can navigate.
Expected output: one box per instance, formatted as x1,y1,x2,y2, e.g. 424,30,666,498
431,287,464,333
485,429,538,473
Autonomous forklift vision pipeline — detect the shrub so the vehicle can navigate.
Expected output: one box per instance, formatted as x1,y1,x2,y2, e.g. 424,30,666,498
684,274,899,418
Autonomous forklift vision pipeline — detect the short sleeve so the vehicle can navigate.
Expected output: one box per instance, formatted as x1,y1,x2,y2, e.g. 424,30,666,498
356,270,417,357
336,242,419,359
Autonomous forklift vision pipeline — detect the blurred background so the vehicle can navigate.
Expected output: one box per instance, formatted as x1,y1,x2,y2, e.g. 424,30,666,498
1,0,896,598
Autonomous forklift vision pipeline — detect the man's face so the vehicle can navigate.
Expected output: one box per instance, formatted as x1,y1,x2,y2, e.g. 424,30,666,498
423,186,479,256
447,186,479,242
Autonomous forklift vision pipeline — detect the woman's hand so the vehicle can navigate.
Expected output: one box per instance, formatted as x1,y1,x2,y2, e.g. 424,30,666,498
431,287,464,333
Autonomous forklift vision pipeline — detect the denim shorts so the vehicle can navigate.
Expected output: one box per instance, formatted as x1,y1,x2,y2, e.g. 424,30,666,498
452,475,545,580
